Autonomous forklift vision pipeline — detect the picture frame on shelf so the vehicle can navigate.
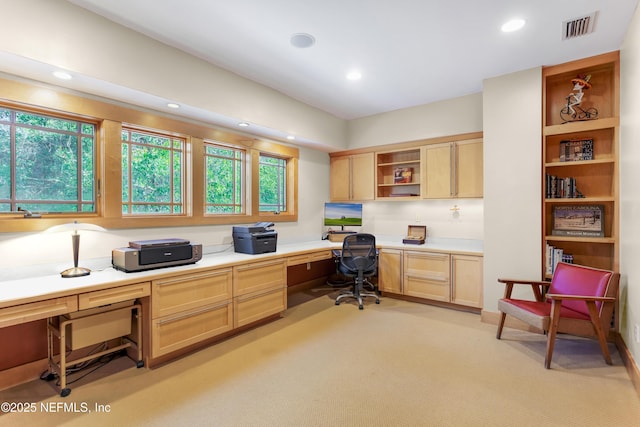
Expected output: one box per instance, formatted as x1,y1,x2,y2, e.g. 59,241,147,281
394,167,413,184
552,205,604,237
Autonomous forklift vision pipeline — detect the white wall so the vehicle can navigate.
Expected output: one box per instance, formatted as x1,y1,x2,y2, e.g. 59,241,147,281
620,5,640,368
348,93,483,148
482,68,542,311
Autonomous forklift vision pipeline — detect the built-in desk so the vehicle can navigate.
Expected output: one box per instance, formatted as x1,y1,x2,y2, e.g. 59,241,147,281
0,238,482,390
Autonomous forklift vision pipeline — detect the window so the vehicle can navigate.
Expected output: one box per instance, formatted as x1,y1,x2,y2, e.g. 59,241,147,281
0,107,96,213
259,154,287,213
121,127,184,215
204,142,244,214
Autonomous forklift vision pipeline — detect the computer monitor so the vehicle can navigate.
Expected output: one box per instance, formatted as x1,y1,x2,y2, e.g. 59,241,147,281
323,202,363,231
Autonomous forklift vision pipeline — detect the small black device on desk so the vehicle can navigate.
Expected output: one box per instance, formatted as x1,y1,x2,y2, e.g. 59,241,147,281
232,222,277,254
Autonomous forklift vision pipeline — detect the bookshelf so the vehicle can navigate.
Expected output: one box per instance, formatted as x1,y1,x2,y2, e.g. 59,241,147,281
376,148,421,199
542,51,619,278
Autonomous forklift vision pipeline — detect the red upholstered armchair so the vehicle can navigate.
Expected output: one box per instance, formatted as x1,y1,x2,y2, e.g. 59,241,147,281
496,262,620,369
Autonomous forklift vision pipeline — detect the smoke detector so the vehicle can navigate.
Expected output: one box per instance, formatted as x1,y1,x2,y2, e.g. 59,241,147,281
562,12,597,40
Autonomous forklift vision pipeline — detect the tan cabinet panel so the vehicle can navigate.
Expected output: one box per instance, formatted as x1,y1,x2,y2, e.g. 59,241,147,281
0,296,78,328
330,153,374,201
403,251,450,301
451,255,483,308
151,301,233,358
423,143,452,198
234,288,286,328
233,259,286,297
330,156,351,201
78,282,150,310
152,268,232,319
378,249,402,294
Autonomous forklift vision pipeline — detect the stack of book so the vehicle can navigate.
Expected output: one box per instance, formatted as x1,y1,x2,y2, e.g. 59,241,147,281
545,174,583,198
545,243,574,276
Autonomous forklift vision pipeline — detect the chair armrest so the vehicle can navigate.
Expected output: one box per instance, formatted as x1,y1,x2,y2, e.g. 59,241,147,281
545,293,616,303
498,278,551,301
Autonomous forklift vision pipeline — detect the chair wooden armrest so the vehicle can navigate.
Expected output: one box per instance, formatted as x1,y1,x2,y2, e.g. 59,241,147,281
545,293,615,303
497,278,552,301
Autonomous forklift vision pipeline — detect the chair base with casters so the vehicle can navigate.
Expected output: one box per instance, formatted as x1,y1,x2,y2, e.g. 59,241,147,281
334,233,380,310
496,262,619,369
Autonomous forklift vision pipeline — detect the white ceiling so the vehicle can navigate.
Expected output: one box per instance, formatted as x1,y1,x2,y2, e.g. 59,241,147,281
63,0,638,120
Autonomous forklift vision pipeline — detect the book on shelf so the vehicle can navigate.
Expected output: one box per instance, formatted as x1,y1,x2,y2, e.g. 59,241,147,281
393,167,413,183
552,205,604,237
545,174,583,199
559,138,593,162
545,243,574,276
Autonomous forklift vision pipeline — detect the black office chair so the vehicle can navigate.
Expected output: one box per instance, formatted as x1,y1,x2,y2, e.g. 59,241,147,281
334,233,380,310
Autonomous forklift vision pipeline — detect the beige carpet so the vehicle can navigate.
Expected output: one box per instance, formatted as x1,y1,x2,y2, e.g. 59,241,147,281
2,293,639,427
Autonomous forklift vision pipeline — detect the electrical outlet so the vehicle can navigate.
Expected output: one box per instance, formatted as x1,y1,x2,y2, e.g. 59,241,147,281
634,324,640,344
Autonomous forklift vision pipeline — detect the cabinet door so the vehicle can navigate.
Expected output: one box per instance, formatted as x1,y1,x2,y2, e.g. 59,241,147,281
378,249,402,294
423,143,452,198
403,251,450,301
330,156,351,201
351,153,375,200
455,139,483,198
451,255,483,308
152,269,232,319
233,259,286,296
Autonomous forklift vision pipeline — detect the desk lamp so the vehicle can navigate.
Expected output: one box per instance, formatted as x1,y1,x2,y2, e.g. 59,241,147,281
45,221,107,278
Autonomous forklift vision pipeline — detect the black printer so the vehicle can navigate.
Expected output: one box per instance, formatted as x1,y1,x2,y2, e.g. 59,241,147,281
232,222,277,254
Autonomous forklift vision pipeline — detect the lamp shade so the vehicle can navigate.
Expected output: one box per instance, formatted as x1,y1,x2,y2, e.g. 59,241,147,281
45,221,107,234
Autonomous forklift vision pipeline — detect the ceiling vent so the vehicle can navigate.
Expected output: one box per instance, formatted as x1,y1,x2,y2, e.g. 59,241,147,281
562,12,597,40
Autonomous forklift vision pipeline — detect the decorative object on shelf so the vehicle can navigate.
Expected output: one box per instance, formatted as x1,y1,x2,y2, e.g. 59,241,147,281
45,221,107,278
403,225,426,245
559,138,593,161
393,167,413,183
545,174,584,198
552,205,604,237
560,74,598,123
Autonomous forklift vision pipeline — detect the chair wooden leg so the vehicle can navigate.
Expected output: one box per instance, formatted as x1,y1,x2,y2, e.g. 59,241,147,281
586,301,613,365
496,312,507,339
545,300,562,369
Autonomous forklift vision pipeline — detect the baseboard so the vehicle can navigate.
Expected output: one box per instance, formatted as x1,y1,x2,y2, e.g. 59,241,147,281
616,334,640,399
0,358,48,391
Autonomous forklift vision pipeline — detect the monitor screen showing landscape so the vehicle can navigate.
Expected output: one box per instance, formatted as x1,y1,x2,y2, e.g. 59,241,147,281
324,202,363,228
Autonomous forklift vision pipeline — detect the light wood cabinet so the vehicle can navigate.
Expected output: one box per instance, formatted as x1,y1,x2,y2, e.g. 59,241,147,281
422,139,483,199
329,153,374,201
542,51,619,278
150,268,234,358
403,251,450,301
233,259,287,327
451,255,483,308
286,250,333,267
378,248,402,294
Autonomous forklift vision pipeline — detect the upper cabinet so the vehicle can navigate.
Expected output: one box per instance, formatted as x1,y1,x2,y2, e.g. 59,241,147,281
329,132,483,202
542,51,619,278
330,152,375,201
422,139,483,199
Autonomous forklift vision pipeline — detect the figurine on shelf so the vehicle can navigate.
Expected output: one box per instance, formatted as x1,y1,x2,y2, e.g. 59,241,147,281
560,74,598,122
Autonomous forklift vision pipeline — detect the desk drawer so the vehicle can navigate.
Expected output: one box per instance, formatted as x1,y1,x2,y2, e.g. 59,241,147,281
234,287,286,328
78,282,150,310
0,296,78,328
152,301,233,357
287,250,333,266
233,259,286,296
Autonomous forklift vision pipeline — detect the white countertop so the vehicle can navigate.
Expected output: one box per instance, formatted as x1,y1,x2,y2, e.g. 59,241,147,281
0,237,482,308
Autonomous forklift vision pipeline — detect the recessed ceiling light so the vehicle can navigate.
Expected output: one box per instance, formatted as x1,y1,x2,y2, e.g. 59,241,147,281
167,103,180,109
346,70,362,81
238,122,250,127
53,71,72,80
290,33,315,48
501,18,526,32
287,135,296,140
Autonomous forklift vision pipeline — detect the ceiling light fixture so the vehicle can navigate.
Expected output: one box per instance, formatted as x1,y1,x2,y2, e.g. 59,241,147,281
167,103,180,109
238,122,250,127
287,135,296,140
53,71,72,80
290,33,316,48
501,18,526,32
346,70,362,81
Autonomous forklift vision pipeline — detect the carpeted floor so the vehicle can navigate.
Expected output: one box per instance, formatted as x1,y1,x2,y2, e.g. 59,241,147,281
2,291,639,426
